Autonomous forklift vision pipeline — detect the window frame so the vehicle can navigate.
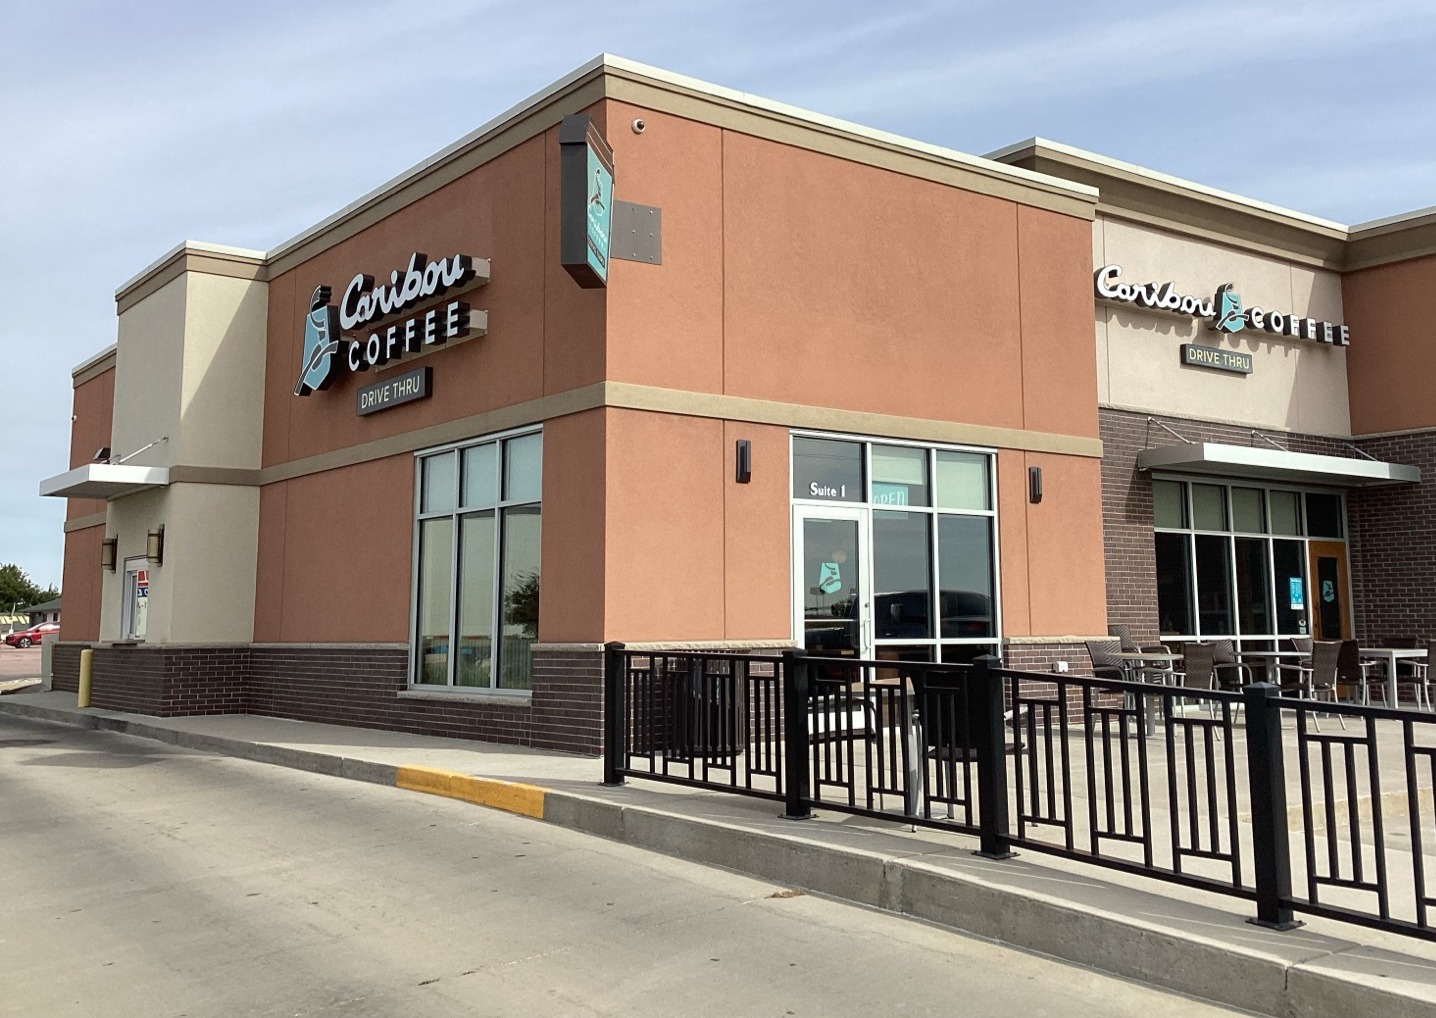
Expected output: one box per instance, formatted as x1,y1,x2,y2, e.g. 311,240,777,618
789,430,1003,658
1150,475,1348,648
410,424,542,693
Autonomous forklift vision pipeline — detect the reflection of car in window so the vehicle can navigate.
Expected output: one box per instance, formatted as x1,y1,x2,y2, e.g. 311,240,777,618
875,590,993,640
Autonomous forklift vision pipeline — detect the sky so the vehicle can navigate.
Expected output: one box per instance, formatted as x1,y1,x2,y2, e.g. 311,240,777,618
2,0,1434,593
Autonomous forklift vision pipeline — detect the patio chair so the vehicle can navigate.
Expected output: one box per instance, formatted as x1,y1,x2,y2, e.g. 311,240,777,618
1276,640,1345,731
1106,625,1173,682
1407,640,1436,712
1175,643,1220,719
1338,640,1389,706
1209,639,1255,691
1284,637,1313,665
1085,639,1126,682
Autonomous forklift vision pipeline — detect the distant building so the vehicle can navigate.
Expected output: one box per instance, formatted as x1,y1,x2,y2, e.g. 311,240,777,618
24,597,61,627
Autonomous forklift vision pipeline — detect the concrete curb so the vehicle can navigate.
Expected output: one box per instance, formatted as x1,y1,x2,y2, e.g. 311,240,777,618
6,698,1436,1018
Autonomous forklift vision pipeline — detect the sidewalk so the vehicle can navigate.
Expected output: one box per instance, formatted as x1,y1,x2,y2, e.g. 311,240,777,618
5,689,1436,1018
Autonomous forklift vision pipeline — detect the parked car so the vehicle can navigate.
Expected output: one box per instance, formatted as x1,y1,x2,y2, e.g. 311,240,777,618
5,622,58,648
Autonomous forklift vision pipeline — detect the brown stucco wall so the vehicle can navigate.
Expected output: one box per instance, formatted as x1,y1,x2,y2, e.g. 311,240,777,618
59,366,115,642
252,455,412,644
1344,252,1436,436
259,118,607,472
600,104,1106,641
59,526,104,642
67,366,114,521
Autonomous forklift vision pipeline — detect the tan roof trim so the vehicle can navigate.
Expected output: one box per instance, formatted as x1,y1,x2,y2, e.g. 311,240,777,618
991,138,1436,272
1345,210,1436,272
115,242,266,315
72,346,117,388
257,382,1102,487
602,65,1096,221
992,140,1347,268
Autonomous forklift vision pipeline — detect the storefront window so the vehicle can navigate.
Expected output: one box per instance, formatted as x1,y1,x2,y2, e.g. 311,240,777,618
793,435,998,659
1154,533,1193,635
414,428,542,691
1153,478,1342,643
793,437,864,502
1305,493,1344,538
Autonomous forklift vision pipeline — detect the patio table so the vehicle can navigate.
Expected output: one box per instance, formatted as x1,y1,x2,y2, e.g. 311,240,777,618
1360,647,1428,709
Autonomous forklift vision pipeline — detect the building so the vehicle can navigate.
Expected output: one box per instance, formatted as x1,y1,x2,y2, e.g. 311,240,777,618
24,597,61,627
40,56,1436,751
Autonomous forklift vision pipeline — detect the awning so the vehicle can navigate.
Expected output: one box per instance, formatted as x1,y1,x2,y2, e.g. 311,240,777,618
1136,442,1419,488
38,463,170,500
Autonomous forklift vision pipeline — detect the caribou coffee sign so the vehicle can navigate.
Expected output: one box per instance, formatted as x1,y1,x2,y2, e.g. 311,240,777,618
293,252,490,403
1094,264,1350,347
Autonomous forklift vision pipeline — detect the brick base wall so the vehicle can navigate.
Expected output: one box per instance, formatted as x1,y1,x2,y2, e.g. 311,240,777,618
530,647,603,754
1349,430,1436,643
53,642,83,692
42,641,602,755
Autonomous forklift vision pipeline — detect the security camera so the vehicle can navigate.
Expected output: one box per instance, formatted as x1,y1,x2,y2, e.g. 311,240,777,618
632,118,646,134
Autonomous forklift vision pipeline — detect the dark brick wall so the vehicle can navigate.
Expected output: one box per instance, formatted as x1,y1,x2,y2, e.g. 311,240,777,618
1349,430,1436,643
1099,408,1361,645
1002,640,1093,675
247,645,536,746
44,641,599,753
530,647,603,754
53,642,83,692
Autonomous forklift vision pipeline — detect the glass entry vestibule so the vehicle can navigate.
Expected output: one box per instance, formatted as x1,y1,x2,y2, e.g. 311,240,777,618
1152,477,1350,645
791,434,999,666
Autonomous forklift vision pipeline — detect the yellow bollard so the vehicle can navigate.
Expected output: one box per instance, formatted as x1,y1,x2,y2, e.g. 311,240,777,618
77,648,93,708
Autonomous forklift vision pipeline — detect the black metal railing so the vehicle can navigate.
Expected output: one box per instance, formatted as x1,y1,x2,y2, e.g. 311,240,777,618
602,642,1436,941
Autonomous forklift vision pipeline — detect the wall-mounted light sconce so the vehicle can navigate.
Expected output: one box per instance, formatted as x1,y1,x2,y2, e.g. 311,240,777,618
1028,466,1043,504
146,526,165,565
101,538,117,572
735,439,752,484
93,446,111,463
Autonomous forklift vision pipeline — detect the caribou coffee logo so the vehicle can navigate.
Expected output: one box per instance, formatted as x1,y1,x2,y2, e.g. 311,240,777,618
1094,265,1350,347
293,252,489,398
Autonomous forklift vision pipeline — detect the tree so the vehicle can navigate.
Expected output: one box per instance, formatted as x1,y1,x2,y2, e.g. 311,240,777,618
0,563,58,611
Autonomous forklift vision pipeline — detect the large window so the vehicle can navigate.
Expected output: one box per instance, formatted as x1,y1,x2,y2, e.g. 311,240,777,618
1151,478,1345,644
792,435,998,662
413,429,541,690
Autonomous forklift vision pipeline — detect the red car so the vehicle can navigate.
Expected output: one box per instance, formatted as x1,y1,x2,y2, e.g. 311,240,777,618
4,622,58,648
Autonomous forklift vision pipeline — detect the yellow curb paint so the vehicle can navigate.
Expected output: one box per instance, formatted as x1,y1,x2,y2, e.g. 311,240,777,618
395,766,547,819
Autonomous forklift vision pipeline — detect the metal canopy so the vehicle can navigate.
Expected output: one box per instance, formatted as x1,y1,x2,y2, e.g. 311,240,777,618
38,463,170,500
1136,442,1420,488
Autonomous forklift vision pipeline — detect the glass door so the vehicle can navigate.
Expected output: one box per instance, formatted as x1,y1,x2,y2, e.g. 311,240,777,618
793,506,871,659
1307,540,1351,640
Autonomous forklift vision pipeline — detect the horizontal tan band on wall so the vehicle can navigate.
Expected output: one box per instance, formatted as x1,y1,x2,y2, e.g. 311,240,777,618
604,383,1106,458
63,512,108,533
257,382,1104,486
168,466,264,486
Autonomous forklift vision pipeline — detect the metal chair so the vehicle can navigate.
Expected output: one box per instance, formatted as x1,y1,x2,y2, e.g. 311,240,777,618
1085,639,1126,682
1209,639,1255,691
1407,641,1436,712
1176,643,1220,719
1106,625,1173,683
1276,641,1345,731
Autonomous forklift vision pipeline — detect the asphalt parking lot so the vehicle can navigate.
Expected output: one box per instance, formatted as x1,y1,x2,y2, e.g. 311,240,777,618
0,646,42,681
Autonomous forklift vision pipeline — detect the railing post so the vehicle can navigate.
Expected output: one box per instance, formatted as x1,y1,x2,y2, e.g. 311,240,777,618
1243,682,1302,930
781,649,812,820
972,654,1015,859
602,641,627,787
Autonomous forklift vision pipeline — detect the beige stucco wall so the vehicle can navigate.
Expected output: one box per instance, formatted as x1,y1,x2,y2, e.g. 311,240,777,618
1094,216,1351,436
179,274,269,468
99,488,169,642
99,268,268,644
166,484,260,642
